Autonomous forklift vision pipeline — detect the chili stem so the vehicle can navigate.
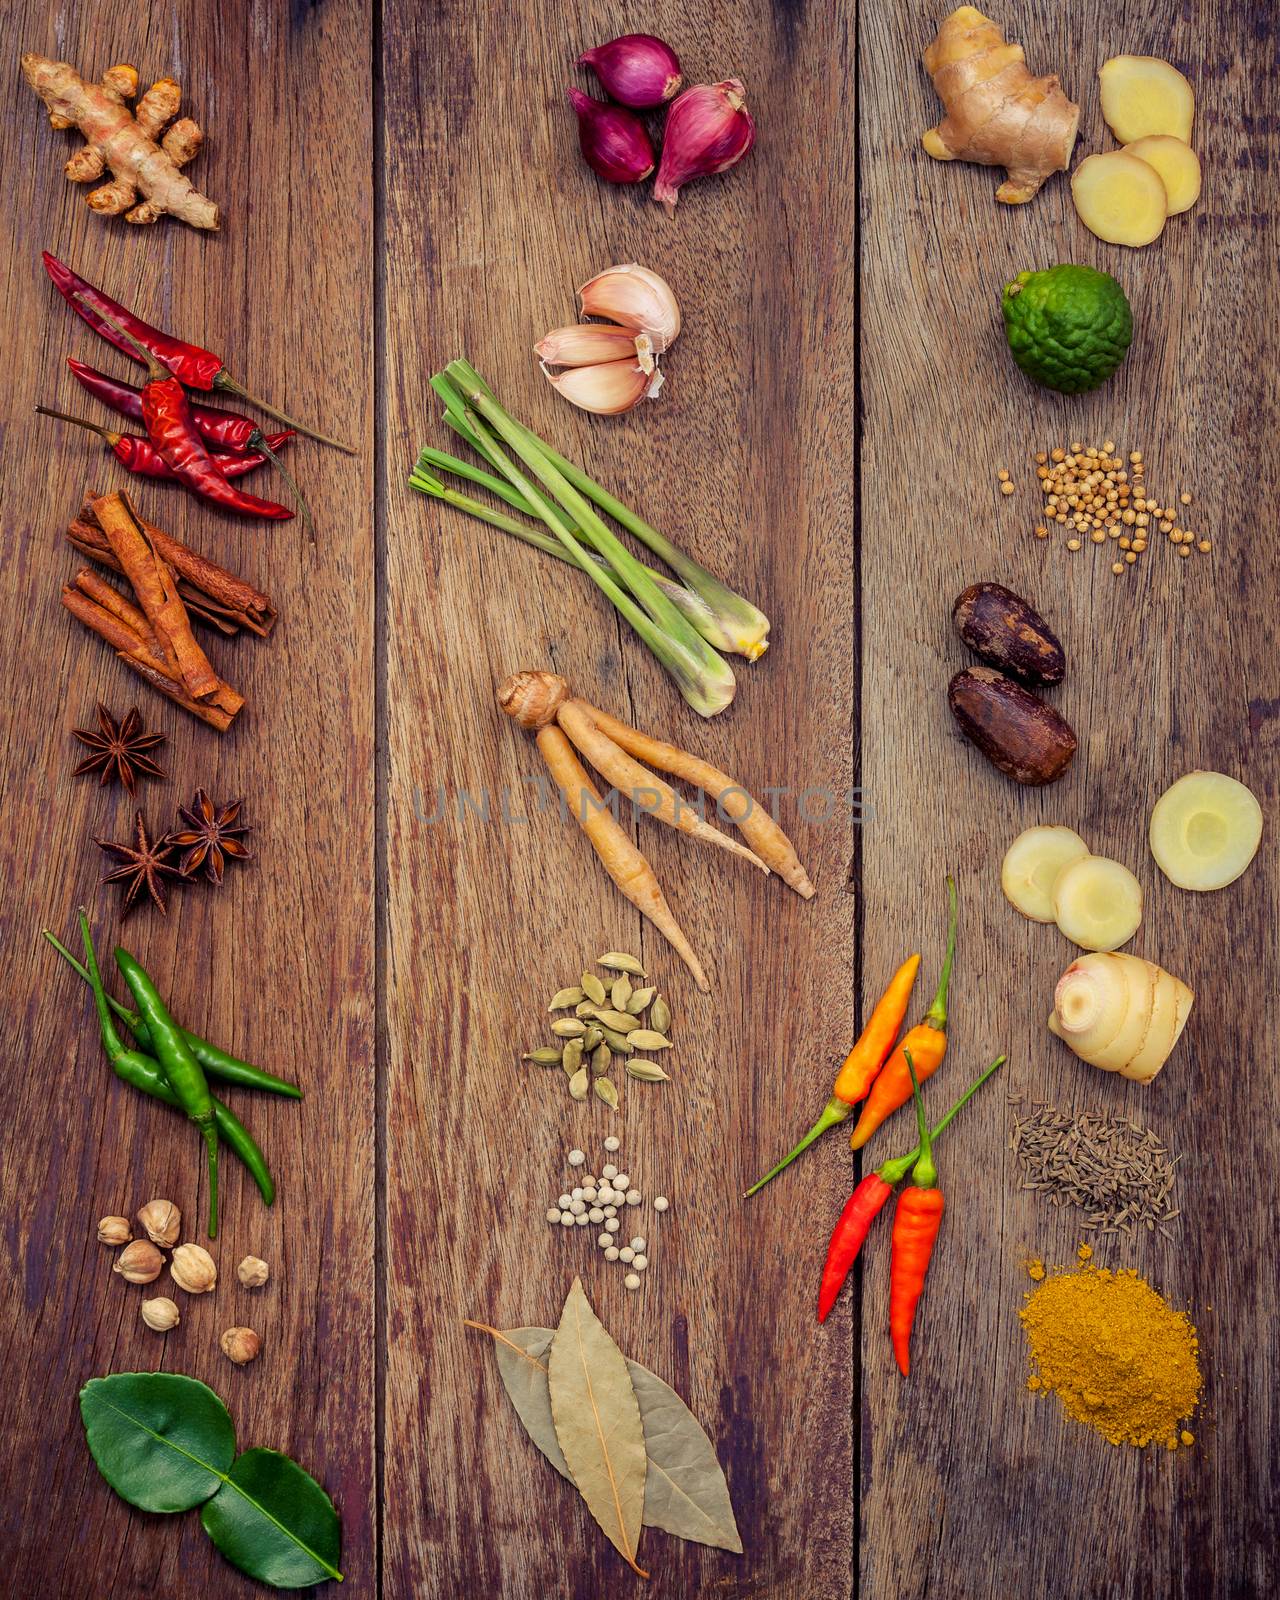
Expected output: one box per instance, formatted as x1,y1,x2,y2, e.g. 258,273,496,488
214,371,357,454
924,875,958,1030
905,1051,937,1187
35,403,118,444
744,1096,849,1197
255,430,315,543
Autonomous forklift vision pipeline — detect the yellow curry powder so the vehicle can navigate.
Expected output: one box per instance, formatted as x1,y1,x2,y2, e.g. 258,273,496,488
1020,1260,1202,1448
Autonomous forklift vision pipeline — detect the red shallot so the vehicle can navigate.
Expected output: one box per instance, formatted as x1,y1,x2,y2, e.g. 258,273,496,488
567,88,655,184
578,33,683,109
653,79,756,212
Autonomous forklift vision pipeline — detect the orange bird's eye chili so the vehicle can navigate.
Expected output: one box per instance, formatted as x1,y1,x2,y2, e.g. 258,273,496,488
888,1051,947,1376
76,299,299,525
850,875,958,1151
744,952,921,1196
817,1054,1005,1322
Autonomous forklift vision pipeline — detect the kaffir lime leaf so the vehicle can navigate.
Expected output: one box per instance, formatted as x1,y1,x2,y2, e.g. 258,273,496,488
1001,265,1133,394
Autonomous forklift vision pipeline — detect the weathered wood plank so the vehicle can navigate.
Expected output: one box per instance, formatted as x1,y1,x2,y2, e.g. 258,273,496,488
0,2,376,1594
380,2,856,1593
857,5,1278,1597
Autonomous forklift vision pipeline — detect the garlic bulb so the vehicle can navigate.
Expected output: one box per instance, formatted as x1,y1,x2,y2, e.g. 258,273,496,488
541,357,664,416
578,264,681,352
170,1243,217,1294
237,1255,270,1288
114,1239,163,1284
141,1297,180,1332
220,1327,262,1365
137,1199,181,1248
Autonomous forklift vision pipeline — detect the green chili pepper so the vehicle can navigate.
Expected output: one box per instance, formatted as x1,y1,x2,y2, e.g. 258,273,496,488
108,1047,276,1205
43,929,302,1099
112,942,221,1238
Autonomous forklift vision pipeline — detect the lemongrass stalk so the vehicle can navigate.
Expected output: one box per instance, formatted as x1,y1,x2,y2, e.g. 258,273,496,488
410,455,725,642
452,403,735,717
444,361,738,713
440,386,769,660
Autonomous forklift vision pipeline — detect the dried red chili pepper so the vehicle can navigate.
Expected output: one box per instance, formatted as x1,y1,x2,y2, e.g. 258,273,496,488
66,358,292,456
44,253,355,453
36,404,289,481
77,299,299,525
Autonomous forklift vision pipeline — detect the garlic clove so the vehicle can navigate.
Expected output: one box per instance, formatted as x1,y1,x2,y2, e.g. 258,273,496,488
541,357,664,416
578,264,681,353
137,1198,181,1249
534,324,644,368
97,1215,133,1247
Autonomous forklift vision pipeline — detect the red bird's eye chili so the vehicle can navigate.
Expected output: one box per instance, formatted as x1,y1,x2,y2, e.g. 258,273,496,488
66,358,293,456
35,405,288,481
817,1054,1005,1322
45,252,356,453
888,1051,947,1377
76,299,303,527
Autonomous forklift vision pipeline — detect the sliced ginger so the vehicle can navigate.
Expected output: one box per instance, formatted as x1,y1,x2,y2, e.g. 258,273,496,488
1001,825,1090,922
1149,771,1263,890
21,53,218,229
1053,855,1143,951
1099,55,1195,145
1071,151,1167,246
921,7,1080,204
1126,135,1201,214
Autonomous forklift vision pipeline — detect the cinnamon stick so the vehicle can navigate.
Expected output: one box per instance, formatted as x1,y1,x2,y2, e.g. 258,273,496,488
73,567,163,659
90,490,229,701
61,581,241,732
72,496,276,637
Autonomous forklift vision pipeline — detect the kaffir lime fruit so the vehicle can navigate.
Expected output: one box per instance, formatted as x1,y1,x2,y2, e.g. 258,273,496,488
1002,265,1133,394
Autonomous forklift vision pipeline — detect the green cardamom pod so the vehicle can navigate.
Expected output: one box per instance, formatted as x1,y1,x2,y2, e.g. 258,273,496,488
575,1000,599,1019
626,985,656,1015
627,1029,672,1051
581,972,607,1005
650,996,671,1036
625,1059,671,1082
597,952,646,977
562,1039,584,1076
593,1077,620,1110
593,1009,639,1032
568,1067,590,1101
601,1027,634,1055
522,1047,563,1067
551,1018,587,1038
582,1024,604,1052
610,974,633,1010
591,1041,611,1075
548,986,585,1012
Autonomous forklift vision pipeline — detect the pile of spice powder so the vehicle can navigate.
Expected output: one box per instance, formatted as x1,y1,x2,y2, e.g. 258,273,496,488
1020,1259,1202,1449
1008,1095,1181,1236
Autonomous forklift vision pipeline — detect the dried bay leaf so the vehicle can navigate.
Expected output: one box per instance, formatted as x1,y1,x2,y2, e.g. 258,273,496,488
469,1325,743,1555
548,1279,648,1575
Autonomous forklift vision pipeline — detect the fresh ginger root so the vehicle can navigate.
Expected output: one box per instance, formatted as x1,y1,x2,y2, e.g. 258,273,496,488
921,7,1079,204
1071,151,1167,246
21,54,218,230
1098,55,1194,145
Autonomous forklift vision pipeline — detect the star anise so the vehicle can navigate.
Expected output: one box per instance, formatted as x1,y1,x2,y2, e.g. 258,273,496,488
72,704,166,795
96,810,182,916
167,791,252,885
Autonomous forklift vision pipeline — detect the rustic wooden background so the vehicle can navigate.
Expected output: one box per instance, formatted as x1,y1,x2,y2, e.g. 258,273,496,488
1,2,1276,1598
